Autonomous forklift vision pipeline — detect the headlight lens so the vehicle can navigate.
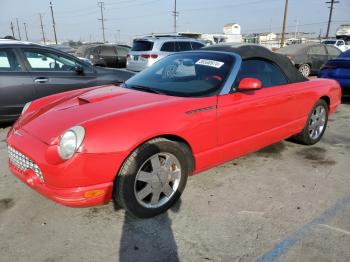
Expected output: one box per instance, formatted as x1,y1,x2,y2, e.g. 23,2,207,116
58,126,85,160
21,102,32,115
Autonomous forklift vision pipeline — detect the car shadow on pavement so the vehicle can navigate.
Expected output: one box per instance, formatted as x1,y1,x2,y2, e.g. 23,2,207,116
0,122,13,129
118,199,181,262
342,97,350,105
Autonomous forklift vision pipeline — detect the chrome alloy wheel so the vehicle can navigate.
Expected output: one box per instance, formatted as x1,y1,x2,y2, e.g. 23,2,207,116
308,105,326,140
134,153,182,208
299,64,310,77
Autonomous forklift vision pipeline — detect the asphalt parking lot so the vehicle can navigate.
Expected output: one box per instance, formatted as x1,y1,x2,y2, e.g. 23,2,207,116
0,99,349,262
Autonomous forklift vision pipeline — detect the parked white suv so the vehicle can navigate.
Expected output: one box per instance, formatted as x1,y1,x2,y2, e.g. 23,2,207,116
126,36,204,72
322,39,349,52
336,24,350,39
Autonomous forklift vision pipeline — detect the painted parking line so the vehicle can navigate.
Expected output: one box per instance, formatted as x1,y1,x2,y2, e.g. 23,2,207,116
255,194,350,262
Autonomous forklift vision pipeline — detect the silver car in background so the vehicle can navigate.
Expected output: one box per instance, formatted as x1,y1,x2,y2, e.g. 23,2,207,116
126,36,204,72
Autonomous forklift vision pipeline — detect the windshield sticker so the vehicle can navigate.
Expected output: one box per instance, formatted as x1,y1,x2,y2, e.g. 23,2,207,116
195,59,224,68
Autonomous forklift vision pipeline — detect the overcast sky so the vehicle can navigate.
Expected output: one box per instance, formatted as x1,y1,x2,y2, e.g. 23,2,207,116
0,0,349,43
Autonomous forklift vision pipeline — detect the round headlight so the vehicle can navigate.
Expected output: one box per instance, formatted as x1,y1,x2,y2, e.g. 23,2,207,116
58,126,85,160
21,102,32,115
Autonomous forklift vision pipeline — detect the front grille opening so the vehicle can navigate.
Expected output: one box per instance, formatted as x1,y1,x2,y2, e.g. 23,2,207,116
7,146,44,182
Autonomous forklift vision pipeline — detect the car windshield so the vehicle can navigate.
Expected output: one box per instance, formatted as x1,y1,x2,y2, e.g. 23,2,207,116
339,49,350,58
124,52,235,97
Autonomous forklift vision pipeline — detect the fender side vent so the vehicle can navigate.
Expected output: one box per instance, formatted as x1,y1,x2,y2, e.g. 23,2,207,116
185,105,217,115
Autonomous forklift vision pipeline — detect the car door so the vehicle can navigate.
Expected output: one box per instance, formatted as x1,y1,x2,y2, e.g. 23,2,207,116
116,46,129,68
19,47,98,99
0,47,36,121
325,45,341,60
176,42,192,52
99,46,117,68
159,41,176,59
217,59,298,161
308,45,328,73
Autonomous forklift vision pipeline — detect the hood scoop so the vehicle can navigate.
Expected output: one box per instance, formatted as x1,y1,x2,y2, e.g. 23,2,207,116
78,97,90,105
77,88,128,104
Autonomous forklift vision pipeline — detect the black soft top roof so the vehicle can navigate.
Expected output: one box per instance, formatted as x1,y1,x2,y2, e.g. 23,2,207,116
203,44,308,83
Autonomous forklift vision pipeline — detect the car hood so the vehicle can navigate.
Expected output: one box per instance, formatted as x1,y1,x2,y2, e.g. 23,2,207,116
17,85,180,144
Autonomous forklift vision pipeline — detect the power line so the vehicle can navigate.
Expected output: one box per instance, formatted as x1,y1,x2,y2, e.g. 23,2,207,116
325,0,339,38
50,1,58,44
23,22,29,40
98,1,106,43
16,18,21,40
39,13,46,44
280,0,288,47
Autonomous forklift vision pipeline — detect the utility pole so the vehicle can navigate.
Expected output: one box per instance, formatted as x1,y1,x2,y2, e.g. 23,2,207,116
325,0,339,38
10,22,15,38
280,0,288,48
23,23,29,40
173,0,179,33
98,2,106,43
50,1,58,44
16,18,21,40
39,13,46,44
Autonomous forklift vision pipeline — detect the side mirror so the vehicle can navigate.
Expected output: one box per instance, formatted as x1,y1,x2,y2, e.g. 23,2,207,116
74,65,84,74
237,78,262,91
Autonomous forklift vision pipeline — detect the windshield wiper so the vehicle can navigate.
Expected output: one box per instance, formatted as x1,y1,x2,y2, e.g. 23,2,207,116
126,84,164,95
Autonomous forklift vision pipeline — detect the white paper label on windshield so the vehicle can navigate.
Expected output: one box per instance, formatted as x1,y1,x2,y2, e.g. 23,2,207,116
195,59,224,68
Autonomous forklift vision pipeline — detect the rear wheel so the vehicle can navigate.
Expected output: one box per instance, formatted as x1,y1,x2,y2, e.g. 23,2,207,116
298,63,311,77
114,138,190,218
291,99,328,145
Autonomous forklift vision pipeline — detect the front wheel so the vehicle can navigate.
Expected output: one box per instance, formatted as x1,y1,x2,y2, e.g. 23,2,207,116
291,99,328,145
298,63,311,77
114,138,190,218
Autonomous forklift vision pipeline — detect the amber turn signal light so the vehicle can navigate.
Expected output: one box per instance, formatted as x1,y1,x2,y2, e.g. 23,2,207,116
84,190,106,198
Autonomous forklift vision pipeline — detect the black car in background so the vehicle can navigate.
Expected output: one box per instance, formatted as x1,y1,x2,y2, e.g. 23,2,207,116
75,44,130,68
276,43,341,77
0,40,135,122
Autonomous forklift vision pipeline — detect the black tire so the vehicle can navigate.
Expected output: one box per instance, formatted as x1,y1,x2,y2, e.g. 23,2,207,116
114,138,190,218
291,99,328,145
298,63,311,77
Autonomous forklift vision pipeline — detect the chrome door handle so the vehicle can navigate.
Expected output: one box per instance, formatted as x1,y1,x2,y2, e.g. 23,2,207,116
34,78,48,84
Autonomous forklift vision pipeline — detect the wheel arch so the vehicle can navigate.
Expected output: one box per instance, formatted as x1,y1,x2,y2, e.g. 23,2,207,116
320,95,330,109
116,134,196,178
160,134,195,172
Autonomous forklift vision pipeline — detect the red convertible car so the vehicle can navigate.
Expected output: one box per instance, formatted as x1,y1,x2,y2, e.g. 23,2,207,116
7,44,341,218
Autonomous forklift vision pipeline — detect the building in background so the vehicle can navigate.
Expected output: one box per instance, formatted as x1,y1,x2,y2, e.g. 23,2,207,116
200,23,242,44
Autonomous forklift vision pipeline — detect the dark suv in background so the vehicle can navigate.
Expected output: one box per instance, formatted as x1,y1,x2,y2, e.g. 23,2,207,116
276,43,341,77
75,44,130,68
0,39,134,122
